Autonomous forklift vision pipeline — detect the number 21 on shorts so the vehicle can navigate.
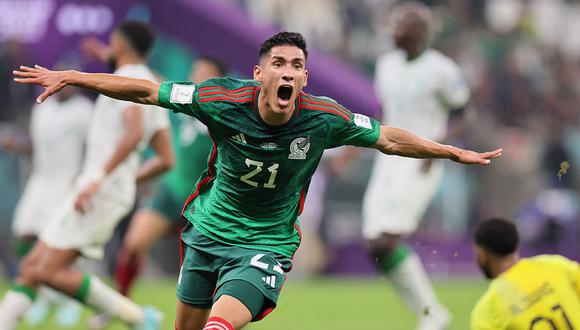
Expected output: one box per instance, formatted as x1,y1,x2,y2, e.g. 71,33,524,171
250,254,284,288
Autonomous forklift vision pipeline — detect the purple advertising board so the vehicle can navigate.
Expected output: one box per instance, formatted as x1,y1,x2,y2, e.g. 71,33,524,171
1,0,380,118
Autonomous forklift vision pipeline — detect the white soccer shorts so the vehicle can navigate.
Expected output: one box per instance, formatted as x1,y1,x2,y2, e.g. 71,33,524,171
362,155,444,239
40,185,132,260
12,177,73,237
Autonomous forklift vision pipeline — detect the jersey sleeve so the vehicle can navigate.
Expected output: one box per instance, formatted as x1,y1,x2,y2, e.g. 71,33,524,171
326,111,381,149
157,81,209,122
436,58,470,110
158,78,257,127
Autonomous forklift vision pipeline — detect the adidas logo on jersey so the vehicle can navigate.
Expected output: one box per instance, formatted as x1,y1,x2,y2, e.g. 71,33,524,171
231,133,247,144
262,275,276,288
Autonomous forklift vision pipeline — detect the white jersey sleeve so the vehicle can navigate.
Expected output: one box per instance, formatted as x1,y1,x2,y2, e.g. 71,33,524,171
435,57,470,110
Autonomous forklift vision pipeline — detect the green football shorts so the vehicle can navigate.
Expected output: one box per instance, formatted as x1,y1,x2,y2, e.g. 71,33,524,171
144,183,185,225
177,223,293,321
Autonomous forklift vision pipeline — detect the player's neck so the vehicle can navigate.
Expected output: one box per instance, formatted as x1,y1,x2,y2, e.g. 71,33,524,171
493,253,520,278
257,93,294,126
115,54,145,69
404,45,425,61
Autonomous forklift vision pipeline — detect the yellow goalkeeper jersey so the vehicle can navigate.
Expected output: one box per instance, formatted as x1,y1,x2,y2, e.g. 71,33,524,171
471,254,580,330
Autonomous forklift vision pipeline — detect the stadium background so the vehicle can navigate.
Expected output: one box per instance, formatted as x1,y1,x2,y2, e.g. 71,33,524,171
0,0,578,329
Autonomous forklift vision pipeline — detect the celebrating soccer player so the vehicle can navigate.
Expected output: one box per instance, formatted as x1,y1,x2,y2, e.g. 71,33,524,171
471,218,580,329
0,21,173,330
12,31,500,330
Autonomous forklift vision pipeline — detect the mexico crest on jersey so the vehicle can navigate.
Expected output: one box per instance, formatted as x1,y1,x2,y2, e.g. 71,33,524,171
289,135,310,160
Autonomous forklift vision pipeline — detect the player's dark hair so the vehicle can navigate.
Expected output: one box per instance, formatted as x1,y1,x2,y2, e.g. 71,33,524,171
197,55,228,76
259,32,308,60
116,21,155,58
474,218,519,257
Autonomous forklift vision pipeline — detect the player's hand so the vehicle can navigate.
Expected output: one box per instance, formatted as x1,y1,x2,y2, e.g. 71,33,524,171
74,180,101,214
450,147,502,165
13,65,69,104
80,37,111,63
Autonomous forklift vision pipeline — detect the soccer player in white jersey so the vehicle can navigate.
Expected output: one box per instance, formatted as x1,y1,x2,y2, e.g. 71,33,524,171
363,2,470,329
9,82,92,327
0,21,173,330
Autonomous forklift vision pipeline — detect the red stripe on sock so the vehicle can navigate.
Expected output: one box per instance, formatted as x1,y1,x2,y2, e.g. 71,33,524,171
203,316,233,330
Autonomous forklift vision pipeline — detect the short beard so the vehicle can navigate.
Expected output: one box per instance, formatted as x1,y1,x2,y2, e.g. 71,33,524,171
478,261,494,280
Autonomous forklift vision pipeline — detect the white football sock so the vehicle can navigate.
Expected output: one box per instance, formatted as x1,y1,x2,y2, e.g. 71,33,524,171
39,286,60,302
42,286,80,309
85,275,145,325
0,290,34,330
388,252,446,317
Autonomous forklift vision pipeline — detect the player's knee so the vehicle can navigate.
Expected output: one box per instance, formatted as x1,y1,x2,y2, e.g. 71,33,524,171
18,260,42,286
175,317,202,330
124,228,153,255
176,301,208,330
122,240,145,260
30,264,54,284
367,233,401,260
29,258,64,285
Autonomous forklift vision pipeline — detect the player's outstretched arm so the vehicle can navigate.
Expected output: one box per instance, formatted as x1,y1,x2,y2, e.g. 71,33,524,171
13,65,160,105
373,126,502,165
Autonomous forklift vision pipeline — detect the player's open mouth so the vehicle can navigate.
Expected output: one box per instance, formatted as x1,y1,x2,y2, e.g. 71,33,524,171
277,85,293,107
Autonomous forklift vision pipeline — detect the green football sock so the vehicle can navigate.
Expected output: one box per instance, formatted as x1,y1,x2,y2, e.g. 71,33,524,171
10,284,37,301
72,274,91,303
379,244,411,273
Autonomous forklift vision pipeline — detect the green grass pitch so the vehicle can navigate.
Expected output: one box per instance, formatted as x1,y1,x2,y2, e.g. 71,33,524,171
2,277,487,330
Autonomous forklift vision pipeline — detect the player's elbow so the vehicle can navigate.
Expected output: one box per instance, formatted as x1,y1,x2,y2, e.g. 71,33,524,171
160,153,175,171
126,127,144,147
374,140,399,155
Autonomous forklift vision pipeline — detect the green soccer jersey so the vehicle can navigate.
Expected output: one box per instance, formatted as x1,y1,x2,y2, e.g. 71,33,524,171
158,78,381,258
162,112,213,200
